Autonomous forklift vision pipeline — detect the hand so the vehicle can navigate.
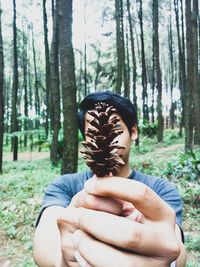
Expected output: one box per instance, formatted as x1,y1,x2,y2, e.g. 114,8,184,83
57,187,124,267
59,176,180,267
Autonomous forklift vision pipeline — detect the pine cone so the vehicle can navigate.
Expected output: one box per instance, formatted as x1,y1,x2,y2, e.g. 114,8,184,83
80,102,125,177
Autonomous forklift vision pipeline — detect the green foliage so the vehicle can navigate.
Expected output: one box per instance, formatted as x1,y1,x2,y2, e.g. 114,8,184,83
163,129,182,145
140,120,158,138
0,159,60,266
186,236,200,252
164,151,200,183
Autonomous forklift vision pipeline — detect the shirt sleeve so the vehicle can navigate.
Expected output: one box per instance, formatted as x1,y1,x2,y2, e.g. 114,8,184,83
35,174,74,227
154,178,183,226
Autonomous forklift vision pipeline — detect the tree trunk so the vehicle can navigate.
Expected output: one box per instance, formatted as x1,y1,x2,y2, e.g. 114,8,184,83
58,0,78,174
115,0,122,95
185,0,194,150
192,0,200,145
126,0,139,146
11,0,19,161
22,26,28,147
0,5,4,173
174,0,186,136
43,0,51,139
50,0,61,166
125,29,130,99
120,0,129,98
32,26,40,129
94,42,101,91
137,0,149,122
84,0,87,96
168,13,175,129
153,0,163,142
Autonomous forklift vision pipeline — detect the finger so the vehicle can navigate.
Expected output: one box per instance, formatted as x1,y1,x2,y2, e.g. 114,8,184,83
57,220,79,266
62,207,179,258
84,177,174,221
74,250,92,267
73,230,168,267
71,189,123,215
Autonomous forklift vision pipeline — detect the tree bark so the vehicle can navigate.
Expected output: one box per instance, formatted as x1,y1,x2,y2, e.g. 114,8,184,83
174,0,186,136
120,0,129,98
50,0,61,166
11,0,19,161
43,0,51,139
84,0,87,96
31,25,40,129
153,0,163,142
126,0,139,145
58,0,78,174
168,13,175,129
137,0,149,122
115,0,122,94
94,42,101,91
185,0,194,150
0,5,4,173
22,25,28,147
192,0,200,145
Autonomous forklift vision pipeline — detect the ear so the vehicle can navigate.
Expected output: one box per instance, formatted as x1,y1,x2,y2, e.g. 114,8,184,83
130,126,138,141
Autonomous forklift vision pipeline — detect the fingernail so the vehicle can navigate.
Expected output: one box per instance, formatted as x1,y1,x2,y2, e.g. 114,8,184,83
74,250,87,267
72,230,82,247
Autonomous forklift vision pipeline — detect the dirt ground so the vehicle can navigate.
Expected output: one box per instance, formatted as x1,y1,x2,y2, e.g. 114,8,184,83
3,151,50,161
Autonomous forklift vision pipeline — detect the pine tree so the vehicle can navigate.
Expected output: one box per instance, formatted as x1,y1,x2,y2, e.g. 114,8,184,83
81,102,125,177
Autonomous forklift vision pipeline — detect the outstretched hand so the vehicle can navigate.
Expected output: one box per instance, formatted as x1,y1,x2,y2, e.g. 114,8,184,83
58,176,181,267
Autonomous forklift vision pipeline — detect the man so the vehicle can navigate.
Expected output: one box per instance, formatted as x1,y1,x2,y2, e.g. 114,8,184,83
34,91,186,267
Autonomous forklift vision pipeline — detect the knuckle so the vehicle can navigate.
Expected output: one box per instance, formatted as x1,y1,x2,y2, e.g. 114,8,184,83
140,185,151,202
125,226,141,249
163,239,180,262
84,194,96,208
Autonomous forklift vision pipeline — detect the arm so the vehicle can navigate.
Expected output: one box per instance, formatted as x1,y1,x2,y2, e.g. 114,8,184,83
33,190,123,267
33,206,65,267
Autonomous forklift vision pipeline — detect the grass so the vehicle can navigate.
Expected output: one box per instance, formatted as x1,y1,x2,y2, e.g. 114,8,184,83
1,131,200,266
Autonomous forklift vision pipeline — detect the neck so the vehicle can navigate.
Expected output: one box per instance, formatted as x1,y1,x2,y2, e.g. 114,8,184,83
115,163,132,178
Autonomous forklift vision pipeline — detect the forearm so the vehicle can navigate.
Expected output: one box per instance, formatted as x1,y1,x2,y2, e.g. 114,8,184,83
33,206,65,267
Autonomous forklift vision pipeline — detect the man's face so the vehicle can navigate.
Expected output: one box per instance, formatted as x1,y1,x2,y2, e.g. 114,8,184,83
85,111,137,164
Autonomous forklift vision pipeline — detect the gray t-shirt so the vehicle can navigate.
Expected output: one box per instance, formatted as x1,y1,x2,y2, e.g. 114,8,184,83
36,169,183,232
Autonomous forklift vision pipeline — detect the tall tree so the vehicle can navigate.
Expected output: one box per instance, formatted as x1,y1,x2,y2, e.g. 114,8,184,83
126,0,139,146
174,0,186,136
115,0,123,94
50,0,61,165
137,0,149,122
0,3,4,173
192,0,200,145
185,0,194,150
84,0,87,96
153,0,163,142
11,0,19,161
43,0,51,139
31,25,40,129
22,20,28,147
168,13,175,129
119,0,129,98
58,0,78,173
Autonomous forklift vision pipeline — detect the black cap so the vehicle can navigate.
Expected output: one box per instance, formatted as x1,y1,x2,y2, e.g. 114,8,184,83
78,91,137,137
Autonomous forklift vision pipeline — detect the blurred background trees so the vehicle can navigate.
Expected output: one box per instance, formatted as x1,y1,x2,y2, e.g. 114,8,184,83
0,0,199,173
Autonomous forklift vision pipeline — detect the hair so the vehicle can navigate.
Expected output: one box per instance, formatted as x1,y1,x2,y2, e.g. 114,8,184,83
77,91,137,138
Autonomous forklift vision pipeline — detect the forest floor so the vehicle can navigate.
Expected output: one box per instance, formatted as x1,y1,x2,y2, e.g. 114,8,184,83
1,135,200,266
